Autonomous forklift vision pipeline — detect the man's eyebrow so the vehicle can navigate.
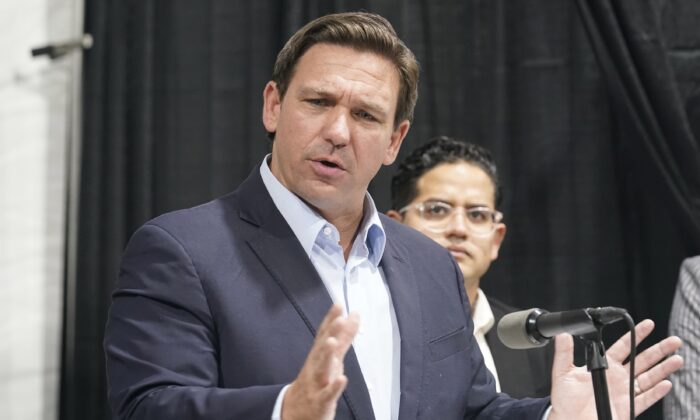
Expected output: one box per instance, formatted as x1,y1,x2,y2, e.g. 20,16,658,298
422,198,491,208
422,197,452,205
297,86,334,98
355,99,389,118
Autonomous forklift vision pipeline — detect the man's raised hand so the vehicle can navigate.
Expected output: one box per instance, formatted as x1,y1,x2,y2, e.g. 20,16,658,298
282,305,360,420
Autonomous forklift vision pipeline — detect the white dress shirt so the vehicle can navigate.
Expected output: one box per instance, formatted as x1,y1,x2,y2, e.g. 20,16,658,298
261,157,400,420
472,288,501,392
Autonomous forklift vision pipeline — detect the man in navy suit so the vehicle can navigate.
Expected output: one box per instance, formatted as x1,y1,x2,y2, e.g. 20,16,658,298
388,136,553,398
104,11,683,420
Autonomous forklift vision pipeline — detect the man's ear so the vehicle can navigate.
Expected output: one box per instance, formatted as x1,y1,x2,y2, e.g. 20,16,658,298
386,209,403,222
262,81,281,134
383,120,411,165
490,223,507,261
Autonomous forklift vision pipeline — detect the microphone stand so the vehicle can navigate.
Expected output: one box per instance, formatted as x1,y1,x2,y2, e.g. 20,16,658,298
581,327,613,420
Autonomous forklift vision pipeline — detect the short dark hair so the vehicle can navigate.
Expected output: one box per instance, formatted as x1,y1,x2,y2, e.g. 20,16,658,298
270,12,419,136
390,136,502,210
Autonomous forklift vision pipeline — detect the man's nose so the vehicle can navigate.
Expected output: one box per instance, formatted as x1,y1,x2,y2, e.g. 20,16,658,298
323,109,351,148
446,209,469,237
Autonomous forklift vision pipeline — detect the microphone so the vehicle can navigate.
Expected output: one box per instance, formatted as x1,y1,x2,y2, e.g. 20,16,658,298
497,307,627,349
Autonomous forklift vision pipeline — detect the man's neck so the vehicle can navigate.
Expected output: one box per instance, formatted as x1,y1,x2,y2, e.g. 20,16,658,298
466,281,479,313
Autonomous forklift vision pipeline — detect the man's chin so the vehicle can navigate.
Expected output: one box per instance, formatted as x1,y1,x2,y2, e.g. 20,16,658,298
458,265,482,284
300,188,365,217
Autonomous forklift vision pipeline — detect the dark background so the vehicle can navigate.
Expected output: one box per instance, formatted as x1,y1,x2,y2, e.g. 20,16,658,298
60,1,700,419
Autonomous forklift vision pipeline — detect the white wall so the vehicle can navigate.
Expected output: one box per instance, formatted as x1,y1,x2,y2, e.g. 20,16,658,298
0,0,81,419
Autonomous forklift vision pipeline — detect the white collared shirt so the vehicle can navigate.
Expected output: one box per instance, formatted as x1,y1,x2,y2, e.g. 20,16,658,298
261,157,400,420
472,288,501,392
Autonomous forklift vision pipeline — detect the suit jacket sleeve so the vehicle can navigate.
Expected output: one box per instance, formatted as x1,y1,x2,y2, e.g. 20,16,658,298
664,256,700,419
104,223,283,420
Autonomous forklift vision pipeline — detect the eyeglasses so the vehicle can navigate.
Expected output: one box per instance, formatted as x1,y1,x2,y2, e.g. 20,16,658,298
399,200,503,235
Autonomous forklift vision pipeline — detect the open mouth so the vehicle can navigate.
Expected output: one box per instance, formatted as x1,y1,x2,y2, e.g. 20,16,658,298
310,157,345,176
320,160,339,168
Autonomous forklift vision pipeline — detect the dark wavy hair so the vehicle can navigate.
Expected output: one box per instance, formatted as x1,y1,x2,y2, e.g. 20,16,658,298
390,136,502,210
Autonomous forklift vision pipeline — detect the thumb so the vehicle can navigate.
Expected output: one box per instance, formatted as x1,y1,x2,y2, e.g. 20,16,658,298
551,334,574,381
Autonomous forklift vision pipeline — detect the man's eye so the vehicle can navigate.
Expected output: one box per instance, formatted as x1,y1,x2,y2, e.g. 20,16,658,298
355,110,377,122
306,98,327,107
426,204,450,216
468,210,490,223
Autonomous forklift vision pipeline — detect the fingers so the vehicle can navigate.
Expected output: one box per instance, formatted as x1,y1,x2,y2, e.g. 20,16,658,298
605,323,683,417
318,353,348,402
283,305,361,420
551,334,575,380
312,305,358,355
314,304,345,345
631,335,682,376
605,319,654,363
336,311,360,353
634,353,683,399
310,305,359,385
320,372,348,406
633,379,673,414
311,336,342,385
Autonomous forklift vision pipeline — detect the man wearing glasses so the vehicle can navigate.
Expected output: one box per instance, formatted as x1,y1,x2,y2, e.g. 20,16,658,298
388,136,553,398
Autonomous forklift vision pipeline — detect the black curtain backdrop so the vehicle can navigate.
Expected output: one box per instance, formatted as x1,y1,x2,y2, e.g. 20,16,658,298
60,1,700,419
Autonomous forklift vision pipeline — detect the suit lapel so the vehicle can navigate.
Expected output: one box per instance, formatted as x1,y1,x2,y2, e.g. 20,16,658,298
381,231,422,420
238,168,375,420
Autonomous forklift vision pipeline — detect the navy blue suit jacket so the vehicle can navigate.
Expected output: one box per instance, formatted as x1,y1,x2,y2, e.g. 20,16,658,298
104,167,549,419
